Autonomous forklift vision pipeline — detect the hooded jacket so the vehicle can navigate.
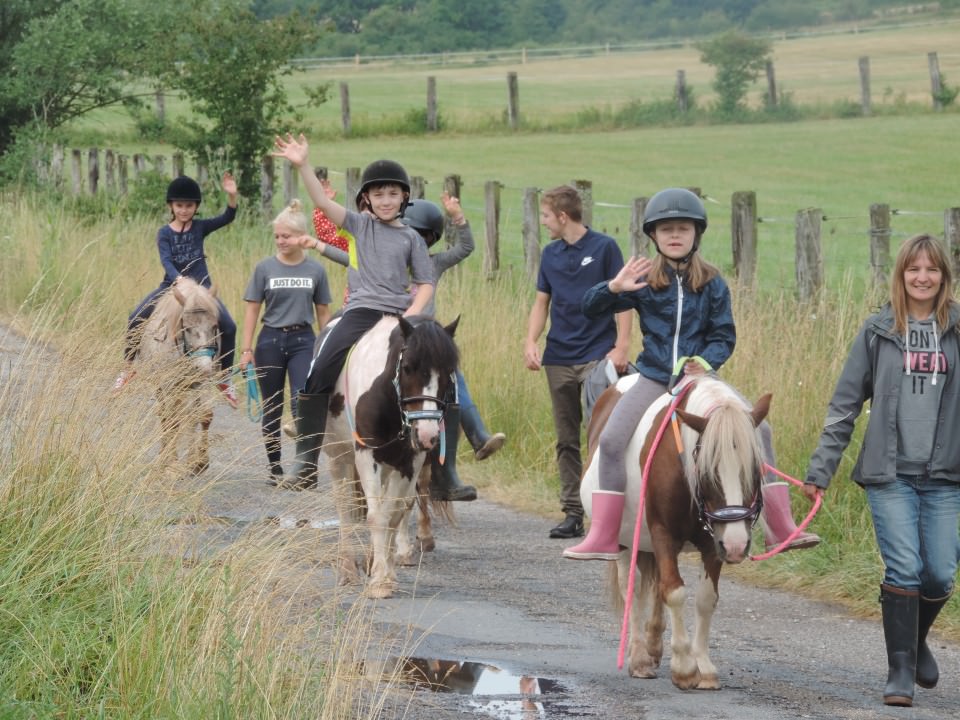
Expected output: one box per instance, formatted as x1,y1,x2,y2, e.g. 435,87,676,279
581,265,735,385
806,302,960,489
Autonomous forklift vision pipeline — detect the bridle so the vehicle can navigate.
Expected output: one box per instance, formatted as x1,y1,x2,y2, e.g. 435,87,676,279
177,308,219,360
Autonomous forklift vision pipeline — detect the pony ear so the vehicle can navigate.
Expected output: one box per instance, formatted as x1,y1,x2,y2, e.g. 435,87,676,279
675,408,708,434
443,314,460,338
172,284,187,306
398,315,414,338
750,393,772,427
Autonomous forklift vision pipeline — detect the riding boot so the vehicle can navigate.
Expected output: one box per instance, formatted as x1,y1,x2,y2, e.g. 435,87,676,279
880,584,919,707
460,401,506,461
430,404,477,502
283,392,328,491
761,481,820,551
917,593,950,689
562,491,625,560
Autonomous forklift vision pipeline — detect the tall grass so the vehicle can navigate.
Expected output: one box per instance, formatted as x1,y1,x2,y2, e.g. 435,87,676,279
0,201,416,716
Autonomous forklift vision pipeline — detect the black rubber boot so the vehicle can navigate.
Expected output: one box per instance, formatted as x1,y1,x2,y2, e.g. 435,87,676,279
460,401,506,461
917,593,950,689
283,392,328,491
430,405,477,501
880,584,919,707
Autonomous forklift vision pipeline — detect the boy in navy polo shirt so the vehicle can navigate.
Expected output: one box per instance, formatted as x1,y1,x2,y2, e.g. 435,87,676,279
523,186,632,539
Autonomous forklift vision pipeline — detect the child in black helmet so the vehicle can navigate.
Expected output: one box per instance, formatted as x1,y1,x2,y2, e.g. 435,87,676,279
114,172,240,407
563,187,818,561
271,133,435,487
401,193,506,501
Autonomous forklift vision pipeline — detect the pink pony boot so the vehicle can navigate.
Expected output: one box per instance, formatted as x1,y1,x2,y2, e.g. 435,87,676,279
563,491,625,560
761,482,820,552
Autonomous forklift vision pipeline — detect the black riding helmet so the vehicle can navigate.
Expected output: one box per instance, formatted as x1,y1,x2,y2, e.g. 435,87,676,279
166,176,202,204
355,159,411,216
401,200,445,246
642,188,707,262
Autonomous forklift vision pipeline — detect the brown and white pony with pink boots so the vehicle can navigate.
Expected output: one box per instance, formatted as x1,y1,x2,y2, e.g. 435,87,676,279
581,375,770,689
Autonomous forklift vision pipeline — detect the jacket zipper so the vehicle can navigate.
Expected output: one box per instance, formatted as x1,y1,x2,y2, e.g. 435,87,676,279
672,272,683,371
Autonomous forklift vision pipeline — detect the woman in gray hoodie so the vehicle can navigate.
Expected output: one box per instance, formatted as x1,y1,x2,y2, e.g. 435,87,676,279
804,234,960,708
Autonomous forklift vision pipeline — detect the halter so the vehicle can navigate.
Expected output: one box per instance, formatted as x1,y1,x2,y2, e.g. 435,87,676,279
177,308,219,359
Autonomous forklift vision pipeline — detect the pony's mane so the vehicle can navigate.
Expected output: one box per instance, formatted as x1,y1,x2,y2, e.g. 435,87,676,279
391,318,459,376
153,278,219,342
684,377,763,500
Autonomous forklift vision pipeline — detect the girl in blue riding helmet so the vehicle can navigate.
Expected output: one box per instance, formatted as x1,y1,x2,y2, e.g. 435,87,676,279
564,187,819,561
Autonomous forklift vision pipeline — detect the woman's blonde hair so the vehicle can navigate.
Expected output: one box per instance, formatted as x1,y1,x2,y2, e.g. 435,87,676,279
273,199,308,235
890,233,955,334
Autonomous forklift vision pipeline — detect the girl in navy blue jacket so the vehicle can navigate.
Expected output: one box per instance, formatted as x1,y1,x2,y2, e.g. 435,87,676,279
564,188,818,560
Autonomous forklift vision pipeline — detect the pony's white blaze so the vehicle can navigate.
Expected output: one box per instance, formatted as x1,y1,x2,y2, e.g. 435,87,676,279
411,370,442,451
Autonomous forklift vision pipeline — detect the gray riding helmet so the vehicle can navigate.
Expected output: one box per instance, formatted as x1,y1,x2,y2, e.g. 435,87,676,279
642,188,707,237
401,200,445,245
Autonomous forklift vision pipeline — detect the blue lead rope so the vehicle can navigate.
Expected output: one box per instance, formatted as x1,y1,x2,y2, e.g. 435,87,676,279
233,365,262,422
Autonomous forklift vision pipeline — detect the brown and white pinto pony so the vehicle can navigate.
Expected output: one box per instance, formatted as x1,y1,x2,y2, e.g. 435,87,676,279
135,277,220,476
580,374,771,689
324,314,458,599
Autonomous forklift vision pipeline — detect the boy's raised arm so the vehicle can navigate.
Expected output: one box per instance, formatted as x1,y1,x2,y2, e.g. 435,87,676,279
272,134,347,227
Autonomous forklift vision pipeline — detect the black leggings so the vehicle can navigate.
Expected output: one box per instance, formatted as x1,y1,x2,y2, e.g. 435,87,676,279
254,326,315,469
303,307,388,395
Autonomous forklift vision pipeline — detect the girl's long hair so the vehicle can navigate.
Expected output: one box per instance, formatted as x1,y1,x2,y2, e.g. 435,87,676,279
890,233,955,334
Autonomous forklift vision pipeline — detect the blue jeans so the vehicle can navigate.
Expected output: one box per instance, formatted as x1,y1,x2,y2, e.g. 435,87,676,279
865,475,960,597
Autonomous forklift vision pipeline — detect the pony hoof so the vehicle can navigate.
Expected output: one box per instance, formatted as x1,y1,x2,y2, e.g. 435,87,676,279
418,536,436,553
696,674,720,690
628,666,658,679
191,462,209,476
396,552,416,567
363,582,396,599
671,670,701,690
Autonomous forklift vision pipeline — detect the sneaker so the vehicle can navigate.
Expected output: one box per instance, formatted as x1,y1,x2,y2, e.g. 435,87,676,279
112,370,135,392
549,514,584,539
282,421,297,438
217,382,239,409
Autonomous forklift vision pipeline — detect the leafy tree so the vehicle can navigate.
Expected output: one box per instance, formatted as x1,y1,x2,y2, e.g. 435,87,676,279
150,2,327,199
697,30,771,114
0,0,175,156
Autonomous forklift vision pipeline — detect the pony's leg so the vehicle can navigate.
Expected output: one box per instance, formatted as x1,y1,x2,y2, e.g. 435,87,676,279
616,552,660,679
692,557,723,690
332,459,365,587
356,452,399,599
640,552,666,670
415,463,436,553
654,534,700,690
188,402,213,475
395,494,419,567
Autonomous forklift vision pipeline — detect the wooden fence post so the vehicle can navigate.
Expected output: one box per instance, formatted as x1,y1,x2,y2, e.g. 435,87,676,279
260,156,274,219
573,179,593,228
118,155,129,195
153,155,165,176
340,81,351,136
345,167,361,212
426,76,438,132
409,175,425,200
133,154,146,177
869,203,891,289
928,51,943,111
87,148,99,195
945,207,960,279
731,191,757,287
50,144,64,189
630,197,649,258
443,174,462,245
522,187,542,280
795,208,823,302
675,70,688,113
71,149,82,194
483,180,502,274
858,56,871,117
155,89,165,125
282,160,296,207
104,150,115,194
765,60,777,108
172,152,184,178
506,72,519,130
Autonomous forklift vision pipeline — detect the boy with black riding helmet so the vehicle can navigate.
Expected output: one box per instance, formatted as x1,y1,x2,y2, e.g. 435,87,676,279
563,187,819,561
114,173,240,407
401,194,506,502
271,133,434,488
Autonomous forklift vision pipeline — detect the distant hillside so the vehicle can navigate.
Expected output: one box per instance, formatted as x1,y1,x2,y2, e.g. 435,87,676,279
251,1,952,57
